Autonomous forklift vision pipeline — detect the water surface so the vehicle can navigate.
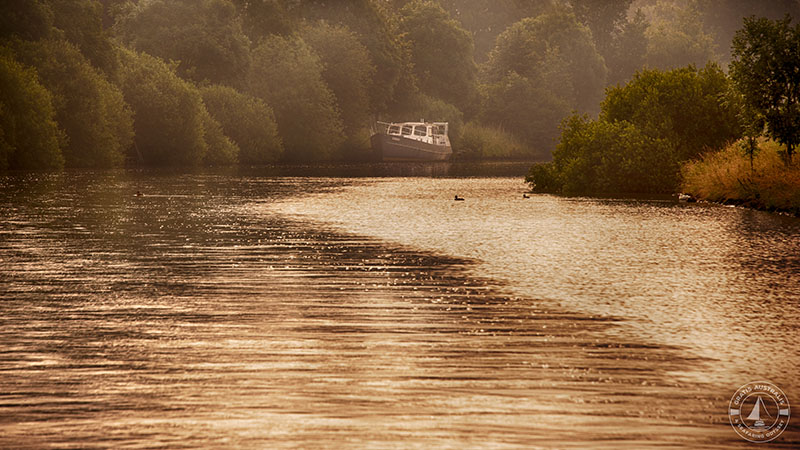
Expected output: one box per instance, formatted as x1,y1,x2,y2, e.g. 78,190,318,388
1,168,798,448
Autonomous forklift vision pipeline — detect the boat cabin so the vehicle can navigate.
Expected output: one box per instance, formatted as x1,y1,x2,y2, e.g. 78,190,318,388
380,121,450,147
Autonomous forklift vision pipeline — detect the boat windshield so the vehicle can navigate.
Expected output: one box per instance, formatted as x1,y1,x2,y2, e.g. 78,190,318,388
388,125,400,135
401,125,413,135
413,125,427,137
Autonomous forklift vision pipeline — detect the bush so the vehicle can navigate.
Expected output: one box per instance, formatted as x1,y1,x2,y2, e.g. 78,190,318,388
527,115,679,194
15,39,133,168
0,48,64,170
200,84,282,164
458,122,529,160
248,35,344,161
682,140,800,212
117,48,208,166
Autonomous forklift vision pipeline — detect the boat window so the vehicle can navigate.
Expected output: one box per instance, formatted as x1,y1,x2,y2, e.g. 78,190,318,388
413,126,427,136
388,125,400,135
401,125,413,135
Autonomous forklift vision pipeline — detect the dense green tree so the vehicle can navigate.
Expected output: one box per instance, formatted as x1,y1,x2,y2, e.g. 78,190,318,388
291,0,413,115
300,22,375,153
562,115,677,193
231,0,294,40
639,0,717,69
48,0,118,76
602,64,740,160
730,15,800,163
0,49,64,170
0,0,53,41
570,0,632,56
606,8,648,85
398,0,477,113
15,39,133,168
200,84,283,164
117,48,209,166
115,0,251,87
199,107,239,166
481,72,570,151
696,0,800,63
435,0,555,61
248,35,344,161
484,9,608,113
527,63,743,195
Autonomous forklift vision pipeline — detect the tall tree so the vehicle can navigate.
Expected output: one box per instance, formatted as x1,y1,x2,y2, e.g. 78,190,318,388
301,22,375,152
398,0,477,113
117,48,210,166
730,15,800,163
115,0,251,87
200,84,283,164
248,35,344,161
602,63,740,161
48,0,118,76
0,49,64,170
15,39,133,168
484,8,608,113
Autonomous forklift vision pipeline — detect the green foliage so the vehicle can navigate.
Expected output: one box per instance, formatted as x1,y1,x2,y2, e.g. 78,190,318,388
601,64,740,160
200,108,239,166
529,63,742,195
480,72,570,152
534,114,678,194
200,84,283,164
117,48,209,166
730,15,800,162
15,39,133,168
292,0,413,115
48,0,118,77
603,8,649,86
115,0,251,87
300,22,375,148
483,8,607,113
0,0,53,41
436,0,551,60
232,0,294,40
0,49,64,170
248,35,344,161
458,122,531,160
640,1,717,69
398,0,477,113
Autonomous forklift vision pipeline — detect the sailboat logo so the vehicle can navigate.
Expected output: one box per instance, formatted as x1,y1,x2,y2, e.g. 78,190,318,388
745,395,772,429
729,381,790,443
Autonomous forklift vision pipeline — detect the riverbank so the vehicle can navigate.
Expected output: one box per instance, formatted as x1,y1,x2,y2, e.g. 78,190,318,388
681,140,800,215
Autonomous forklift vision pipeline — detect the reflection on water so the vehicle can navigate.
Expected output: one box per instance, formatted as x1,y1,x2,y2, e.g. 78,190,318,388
1,169,798,448
274,178,800,388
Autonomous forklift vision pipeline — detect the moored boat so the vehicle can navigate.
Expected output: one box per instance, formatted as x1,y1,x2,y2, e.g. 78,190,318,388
371,121,452,161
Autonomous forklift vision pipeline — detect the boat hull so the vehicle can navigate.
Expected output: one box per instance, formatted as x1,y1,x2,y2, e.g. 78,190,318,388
371,133,452,161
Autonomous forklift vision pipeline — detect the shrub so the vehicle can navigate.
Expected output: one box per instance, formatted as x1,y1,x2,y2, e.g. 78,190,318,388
458,122,529,160
682,140,800,212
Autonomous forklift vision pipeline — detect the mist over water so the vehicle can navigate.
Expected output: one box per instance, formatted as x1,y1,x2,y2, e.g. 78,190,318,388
1,169,798,448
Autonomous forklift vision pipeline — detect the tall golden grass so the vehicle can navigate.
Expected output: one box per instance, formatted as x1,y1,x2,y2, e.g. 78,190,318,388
681,139,800,213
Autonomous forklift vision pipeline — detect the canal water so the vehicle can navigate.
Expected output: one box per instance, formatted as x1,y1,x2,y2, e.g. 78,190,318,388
1,165,798,448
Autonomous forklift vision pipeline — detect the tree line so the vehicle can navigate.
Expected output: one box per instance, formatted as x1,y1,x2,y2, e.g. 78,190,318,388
1,0,797,171
526,13,800,195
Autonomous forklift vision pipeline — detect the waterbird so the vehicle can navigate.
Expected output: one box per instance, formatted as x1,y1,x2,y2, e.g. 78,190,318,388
523,193,530,199
454,195,465,201
135,191,143,197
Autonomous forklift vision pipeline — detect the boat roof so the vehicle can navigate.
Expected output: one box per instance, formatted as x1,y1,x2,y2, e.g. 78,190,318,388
379,121,447,126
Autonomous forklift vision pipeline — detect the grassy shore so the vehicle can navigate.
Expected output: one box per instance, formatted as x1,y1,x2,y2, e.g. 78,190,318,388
682,140,800,214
